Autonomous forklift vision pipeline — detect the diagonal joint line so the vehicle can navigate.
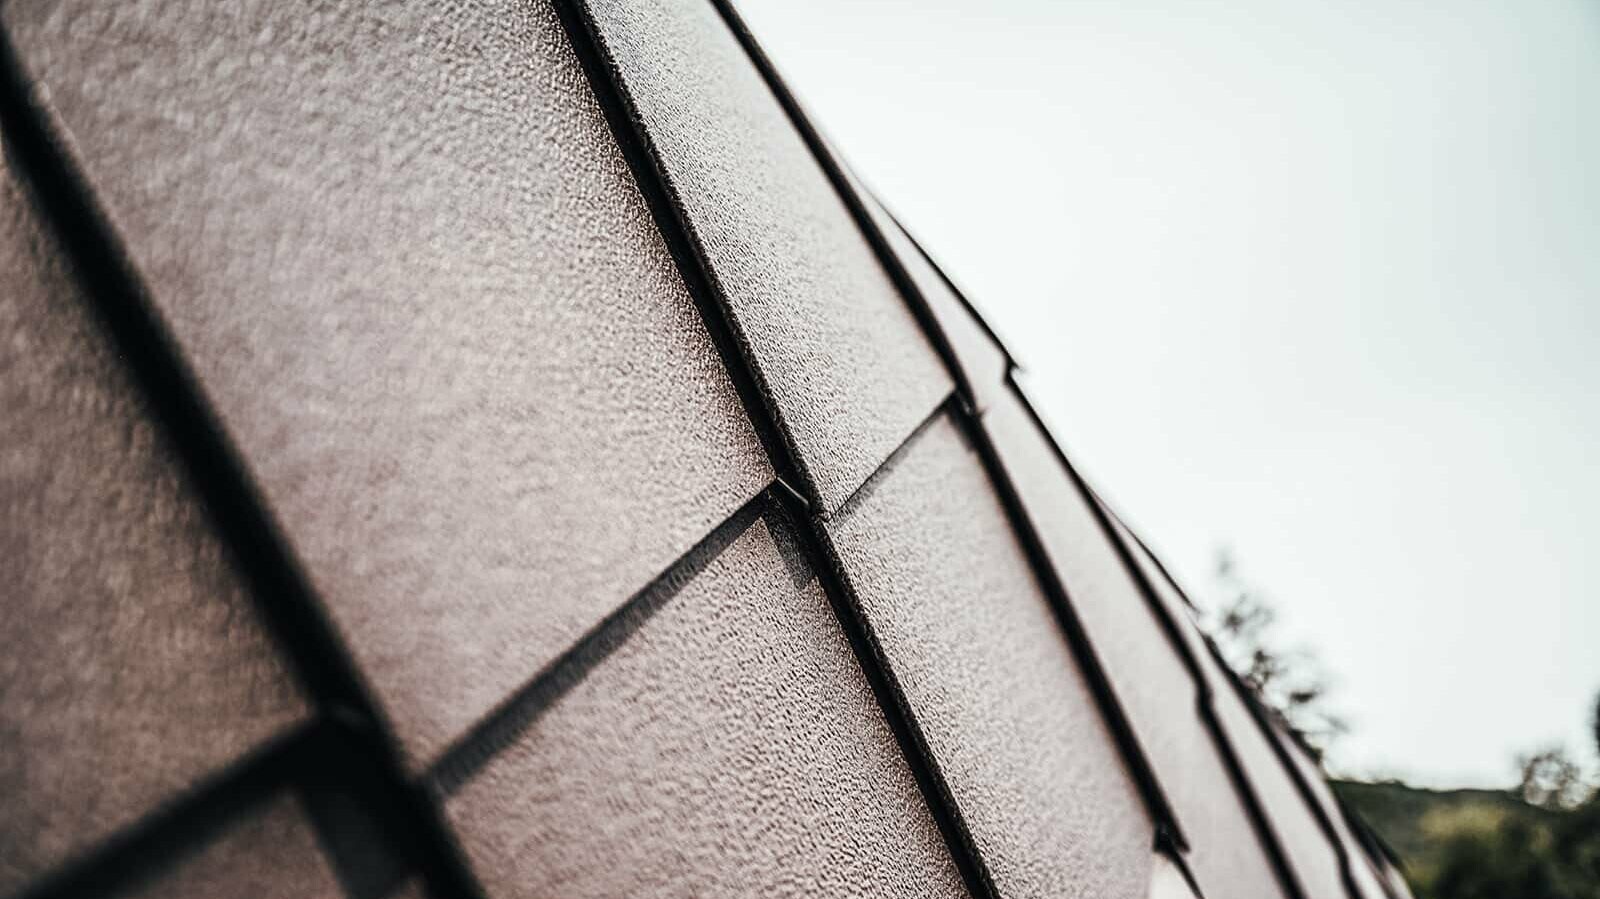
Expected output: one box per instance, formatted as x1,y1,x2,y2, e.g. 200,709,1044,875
425,489,770,796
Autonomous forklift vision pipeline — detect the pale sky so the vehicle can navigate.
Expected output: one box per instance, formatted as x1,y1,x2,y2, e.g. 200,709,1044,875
737,0,1599,789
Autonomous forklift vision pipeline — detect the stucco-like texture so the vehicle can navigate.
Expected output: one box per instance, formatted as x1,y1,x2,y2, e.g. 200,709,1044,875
0,138,308,892
840,160,1009,412
0,0,1416,896
1106,492,1354,892
3,0,772,768
878,213,1009,412
122,794,341,899
445,511,967,899
986,391,1203,790
826,414,1154,899
985,389,1289,899
583,0,952,512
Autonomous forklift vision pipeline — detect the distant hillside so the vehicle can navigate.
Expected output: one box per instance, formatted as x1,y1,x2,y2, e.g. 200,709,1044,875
1332,779,1558,891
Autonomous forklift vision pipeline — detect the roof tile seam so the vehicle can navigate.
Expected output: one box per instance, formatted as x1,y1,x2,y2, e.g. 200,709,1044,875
1204,635,1381,899
947,404,1192,852
872,196,1021,375
825,392,958,523
1155,832,1211,899
0,25,485,899
555,3,998,896
296,728,431,899
423,489,771,797
705,0,1192,863
1114,480,1400,897
777,481,1003,899
704,0,984,422
1335,792,1411,891
1083,485,1202,615
1004,373,1314,899
8,724,311,899
1126,491,1398,899
555,0,820,509
1086,441,1384,899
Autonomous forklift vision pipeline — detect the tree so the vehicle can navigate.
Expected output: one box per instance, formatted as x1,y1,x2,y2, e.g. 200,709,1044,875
1417,689,1600,898
1593,690,1600,764
1517,746,1587,811
1207,548,1347,754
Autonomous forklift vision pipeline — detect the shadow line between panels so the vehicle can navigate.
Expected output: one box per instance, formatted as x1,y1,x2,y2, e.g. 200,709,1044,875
12,727,308,899
1006,372,1312,899
551,4,1002,897
0,26,485,899
425,490,770,796
703,0,984,419
702,0,1197,869
551,0,821,512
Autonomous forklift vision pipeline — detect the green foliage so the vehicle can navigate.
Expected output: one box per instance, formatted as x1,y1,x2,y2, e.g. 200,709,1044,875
1333,780,1553,872
1210,551,1600,897
1335,778,1600,899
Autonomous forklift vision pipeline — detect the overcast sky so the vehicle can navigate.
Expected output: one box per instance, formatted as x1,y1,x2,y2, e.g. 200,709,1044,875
737,0,1599,788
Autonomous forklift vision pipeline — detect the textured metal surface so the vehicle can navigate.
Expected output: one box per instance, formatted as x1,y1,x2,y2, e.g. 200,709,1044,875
1117,500,1406,899
1202,647,1345,899
986,390,1203,788
3,0,772,768
985,390,1290,899
826,414,1153,899
583,0,951,513
0,0,1412,895
119,794,341,899
0,136,308,893
444,511,966,899
877,214,1009,412
839,160,1009,412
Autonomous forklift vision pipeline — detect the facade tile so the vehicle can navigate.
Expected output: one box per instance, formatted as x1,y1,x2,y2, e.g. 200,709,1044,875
445,510,966,899
985,390,1289,899
0,136,308,893
4,0,772,767
1274,718,1393,899
825,414,1153,899
120,794,342,899
838,160,1009,411
585,0,952,512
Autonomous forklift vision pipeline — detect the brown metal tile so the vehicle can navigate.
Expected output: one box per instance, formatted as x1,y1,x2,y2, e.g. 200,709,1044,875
2,0,772,767
119,794,341,899
983,390,1290,899
444,510,966,899
583,0,952,513
825,414,1154,899
0,137,308,893
836,159,1009,412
